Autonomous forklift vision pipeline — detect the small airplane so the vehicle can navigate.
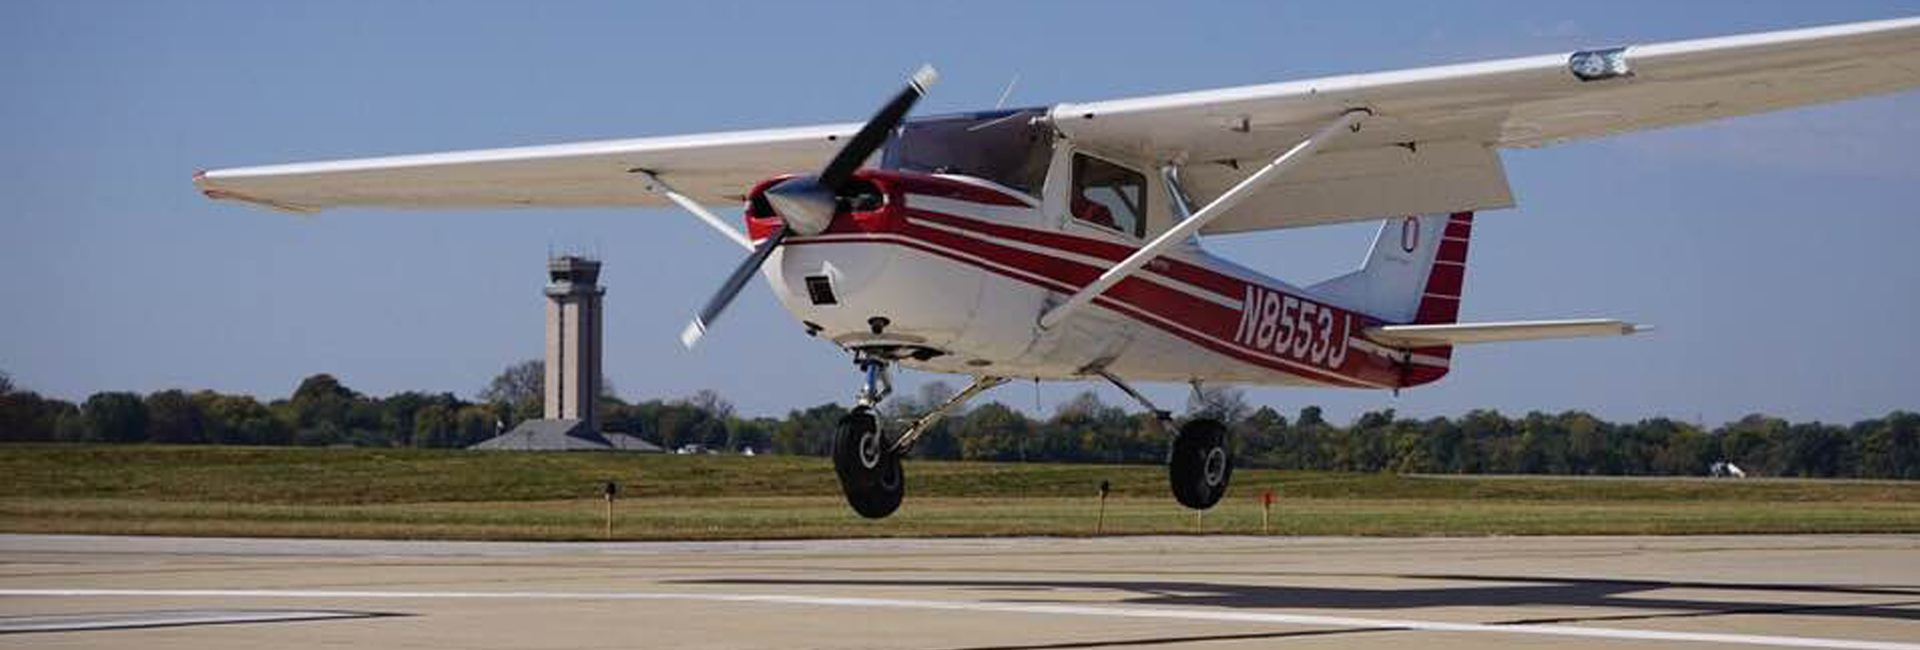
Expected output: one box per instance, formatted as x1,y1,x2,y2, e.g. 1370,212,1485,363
197,17,1920,518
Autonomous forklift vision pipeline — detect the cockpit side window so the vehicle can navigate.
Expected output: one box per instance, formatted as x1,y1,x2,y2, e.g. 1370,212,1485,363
1070,153,1146,238
881,108,1052,196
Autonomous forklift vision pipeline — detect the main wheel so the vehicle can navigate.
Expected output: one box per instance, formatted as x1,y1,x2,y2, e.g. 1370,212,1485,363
833,406,905,519
1169,418,1232,510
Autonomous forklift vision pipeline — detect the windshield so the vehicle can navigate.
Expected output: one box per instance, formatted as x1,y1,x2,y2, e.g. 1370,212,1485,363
881,107,1052,196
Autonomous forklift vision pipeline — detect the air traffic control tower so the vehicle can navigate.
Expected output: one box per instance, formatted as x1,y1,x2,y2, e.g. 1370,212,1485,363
543,255,604,432
469,256,657,452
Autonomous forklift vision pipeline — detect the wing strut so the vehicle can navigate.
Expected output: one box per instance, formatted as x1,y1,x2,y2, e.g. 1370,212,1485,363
1038,109,1371,330
633,169,755,251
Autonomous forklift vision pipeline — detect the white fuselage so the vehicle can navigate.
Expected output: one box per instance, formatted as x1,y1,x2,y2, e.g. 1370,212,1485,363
750,164,1442,391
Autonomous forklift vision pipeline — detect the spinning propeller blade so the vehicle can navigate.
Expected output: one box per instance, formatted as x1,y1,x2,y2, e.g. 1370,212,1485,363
680,64,937,349
680,227,788,348
819,64,939,191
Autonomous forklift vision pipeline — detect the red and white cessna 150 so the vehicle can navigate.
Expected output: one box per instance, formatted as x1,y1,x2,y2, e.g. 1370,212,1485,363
198,17,1920,518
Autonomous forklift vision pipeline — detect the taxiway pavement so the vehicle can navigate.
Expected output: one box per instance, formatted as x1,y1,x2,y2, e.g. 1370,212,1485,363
2,533,1917,649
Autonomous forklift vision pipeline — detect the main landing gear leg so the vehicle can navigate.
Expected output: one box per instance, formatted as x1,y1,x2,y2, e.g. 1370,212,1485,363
1097,370,1233,511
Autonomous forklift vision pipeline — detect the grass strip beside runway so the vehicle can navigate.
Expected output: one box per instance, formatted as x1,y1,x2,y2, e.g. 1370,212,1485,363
2,445,1915,540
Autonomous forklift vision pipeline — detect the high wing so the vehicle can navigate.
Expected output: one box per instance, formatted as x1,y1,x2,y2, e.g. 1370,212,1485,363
195,123,858,213
196,18,1920,223
1052,16,1920,235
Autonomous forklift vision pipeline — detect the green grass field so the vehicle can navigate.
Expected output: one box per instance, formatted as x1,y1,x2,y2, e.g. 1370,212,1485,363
3,445,1916,540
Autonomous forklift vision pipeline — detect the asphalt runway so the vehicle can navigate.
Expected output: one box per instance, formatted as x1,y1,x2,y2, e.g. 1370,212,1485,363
2,534,1917,649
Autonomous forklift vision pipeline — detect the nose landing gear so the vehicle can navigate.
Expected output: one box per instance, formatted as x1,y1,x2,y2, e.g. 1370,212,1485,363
833,354,902,519
832,349,1006,519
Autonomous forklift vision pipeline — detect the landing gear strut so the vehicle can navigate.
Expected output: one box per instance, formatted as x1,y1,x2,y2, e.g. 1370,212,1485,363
832,350,1004,519
1095,370,1232,511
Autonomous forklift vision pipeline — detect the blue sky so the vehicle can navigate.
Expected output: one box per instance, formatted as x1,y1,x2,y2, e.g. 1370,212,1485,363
3,1,1917,425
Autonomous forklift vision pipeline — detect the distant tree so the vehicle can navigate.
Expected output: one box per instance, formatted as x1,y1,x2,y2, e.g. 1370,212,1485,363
1562,411,1614,475
771,403,847,456
0,383,74,443
1237,406,1289,466
453,405,497,448
1268,406,1332,470
293,374,357,402
1719,414,1787,475
478,359,543,414
0,370,13,396
1050,391,1144,464
1859,411,1920,479
1416,415,1464,473
1778,422,1851,478
1515,412,1568,474
380,392,434,444
1296,406,1326,429
1334,409,1395,471
290,373,361,431
52,411,87,443
81,392,149,443
1186,384,1251,424
412,403,453,448
955,402,1031,461
683,389,736,421
1645,418,1712,475
195,391,288,446
725,417,776,453
653,401,714,449
295,421,345,447
144,389,204,444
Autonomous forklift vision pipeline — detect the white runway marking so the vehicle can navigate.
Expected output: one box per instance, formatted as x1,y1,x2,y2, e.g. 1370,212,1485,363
2,588,1914,650
0,609,381,633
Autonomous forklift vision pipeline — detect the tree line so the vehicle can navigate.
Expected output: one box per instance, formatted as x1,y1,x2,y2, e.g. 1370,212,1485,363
1,366,1914,479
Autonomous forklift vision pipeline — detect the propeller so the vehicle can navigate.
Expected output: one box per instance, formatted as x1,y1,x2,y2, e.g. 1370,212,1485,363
679,64,939,349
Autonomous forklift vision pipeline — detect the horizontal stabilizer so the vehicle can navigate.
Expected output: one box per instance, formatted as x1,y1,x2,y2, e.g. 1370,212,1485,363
1365,319,1646,347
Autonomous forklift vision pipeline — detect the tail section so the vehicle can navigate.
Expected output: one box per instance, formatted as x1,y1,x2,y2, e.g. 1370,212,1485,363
1308,212,1474,325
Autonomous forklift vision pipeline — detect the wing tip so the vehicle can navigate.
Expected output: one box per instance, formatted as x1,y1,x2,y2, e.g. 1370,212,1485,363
194,168,322,214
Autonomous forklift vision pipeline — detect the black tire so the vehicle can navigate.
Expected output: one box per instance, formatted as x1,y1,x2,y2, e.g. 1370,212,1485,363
832,406,905,519
1169,418,1232,510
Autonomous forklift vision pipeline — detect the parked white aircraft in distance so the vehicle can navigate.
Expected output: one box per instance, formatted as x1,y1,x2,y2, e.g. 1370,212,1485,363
197,17,1920,518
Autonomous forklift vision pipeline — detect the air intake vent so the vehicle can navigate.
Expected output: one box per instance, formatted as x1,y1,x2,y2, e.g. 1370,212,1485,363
804,275,838,306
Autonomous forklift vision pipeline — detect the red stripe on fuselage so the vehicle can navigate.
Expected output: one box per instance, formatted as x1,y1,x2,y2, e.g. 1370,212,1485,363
787,234,1394,388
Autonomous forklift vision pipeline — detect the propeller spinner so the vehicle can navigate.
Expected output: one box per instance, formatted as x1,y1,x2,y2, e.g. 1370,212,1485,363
680,64,939,349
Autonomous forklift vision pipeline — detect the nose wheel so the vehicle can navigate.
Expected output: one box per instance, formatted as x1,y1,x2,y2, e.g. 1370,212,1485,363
833,406,905,519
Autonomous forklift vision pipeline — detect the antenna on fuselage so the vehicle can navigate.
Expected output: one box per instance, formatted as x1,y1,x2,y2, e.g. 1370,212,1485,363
994,74,1020,109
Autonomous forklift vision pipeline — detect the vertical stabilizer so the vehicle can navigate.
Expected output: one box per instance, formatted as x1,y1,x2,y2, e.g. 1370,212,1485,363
1308,212,1474,324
